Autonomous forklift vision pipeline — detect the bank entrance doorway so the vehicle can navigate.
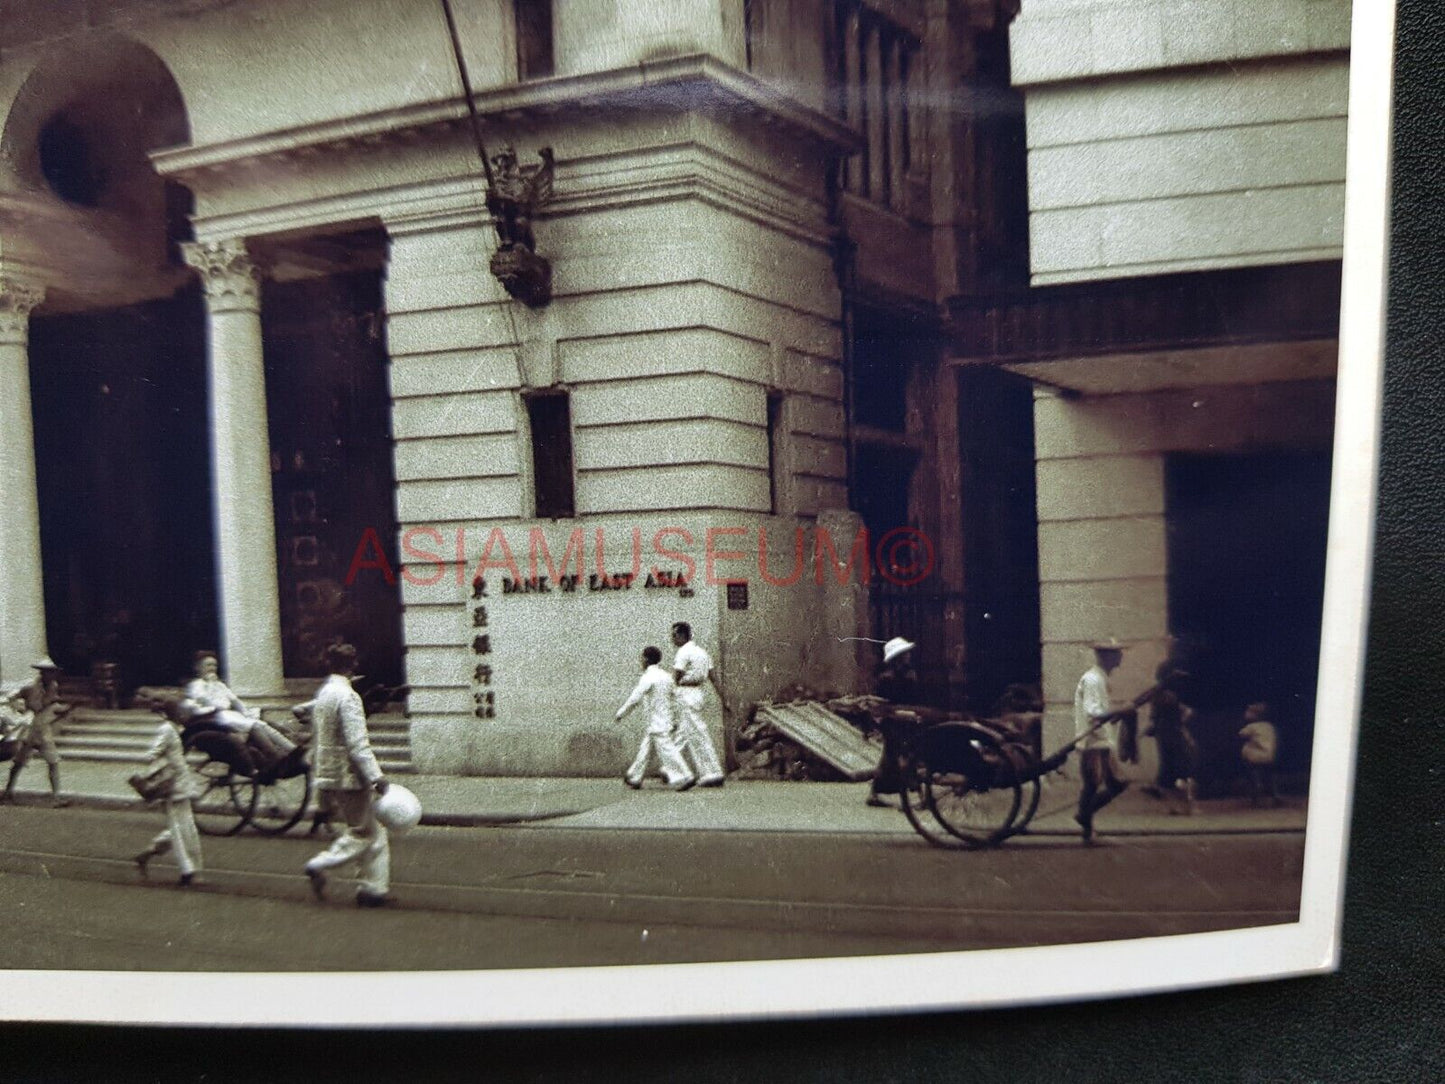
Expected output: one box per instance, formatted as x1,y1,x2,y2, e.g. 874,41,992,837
31,289,217,689
1164,450,1332,787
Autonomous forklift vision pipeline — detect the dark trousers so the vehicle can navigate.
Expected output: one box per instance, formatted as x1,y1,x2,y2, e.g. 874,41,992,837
1247,765,1280,805
1077,748,1127,826
868,716,918,797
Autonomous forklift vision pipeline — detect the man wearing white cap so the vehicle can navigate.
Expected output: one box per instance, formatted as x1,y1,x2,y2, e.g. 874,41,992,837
865,637,918,807
1073,638,1131,843
0,658,71,808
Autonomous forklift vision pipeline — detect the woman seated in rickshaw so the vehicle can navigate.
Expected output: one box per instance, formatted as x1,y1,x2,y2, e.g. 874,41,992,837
180,651,301,776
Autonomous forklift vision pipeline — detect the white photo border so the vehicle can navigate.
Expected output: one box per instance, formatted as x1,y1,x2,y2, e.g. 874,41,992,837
0,0,1392,1027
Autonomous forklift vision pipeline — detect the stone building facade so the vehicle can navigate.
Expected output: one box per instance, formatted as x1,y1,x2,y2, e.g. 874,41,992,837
977,0,1350,775
0,0,1347,778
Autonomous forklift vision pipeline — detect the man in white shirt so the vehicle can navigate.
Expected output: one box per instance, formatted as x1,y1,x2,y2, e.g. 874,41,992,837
617,646,695,791
303,643,393,907
670,622,726,788
1073,638,1132,844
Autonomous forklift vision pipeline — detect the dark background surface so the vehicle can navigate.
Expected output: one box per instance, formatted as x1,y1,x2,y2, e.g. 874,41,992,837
1,2,1440,1079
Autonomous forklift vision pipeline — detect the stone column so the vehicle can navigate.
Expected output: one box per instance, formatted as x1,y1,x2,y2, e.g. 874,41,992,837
0,275,50,686
865,22,887,202
182,240,285,698
885,34,906,209
843,5,863,193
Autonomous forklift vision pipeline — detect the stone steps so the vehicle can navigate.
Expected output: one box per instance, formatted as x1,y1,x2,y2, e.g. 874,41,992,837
53,708,415,774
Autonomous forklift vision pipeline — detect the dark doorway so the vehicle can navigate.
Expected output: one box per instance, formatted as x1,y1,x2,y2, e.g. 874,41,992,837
957,366,1041,713
852,442,916,543
30,286,217,688
1165,450,1333,789
262,269,404,688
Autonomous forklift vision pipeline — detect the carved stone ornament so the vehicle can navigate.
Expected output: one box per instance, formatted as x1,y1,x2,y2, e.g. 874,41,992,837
486,145,555,306
0,277,46,340
490,246,553,309
181,238,262,310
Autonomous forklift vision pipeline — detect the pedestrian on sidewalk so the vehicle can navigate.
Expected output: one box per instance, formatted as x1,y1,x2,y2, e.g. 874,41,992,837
618,646,696,791
1143,656,1198,816
1073,638,1134,844
866,637,918,808
670,622,727,788
132,714,203,887
1239,701,1281,808
0,658,73,808
303,643,393,908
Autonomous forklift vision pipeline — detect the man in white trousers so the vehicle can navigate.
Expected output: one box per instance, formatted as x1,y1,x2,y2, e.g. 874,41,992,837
618,646,696,791
670,622,727,788
133,711,203,887
304,643,393,907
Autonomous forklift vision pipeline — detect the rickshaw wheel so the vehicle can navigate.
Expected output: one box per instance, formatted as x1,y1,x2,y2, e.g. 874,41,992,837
1003,745,1043,836
250,768,313,835
187,751,257,836
915,726,1021,849
899,756,973,849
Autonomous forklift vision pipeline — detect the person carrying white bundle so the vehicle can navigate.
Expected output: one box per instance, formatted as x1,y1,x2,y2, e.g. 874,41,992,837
303,642,394,908
132,716,204,887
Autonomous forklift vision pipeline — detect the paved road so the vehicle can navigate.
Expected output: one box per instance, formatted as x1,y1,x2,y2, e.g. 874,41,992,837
0,806,1303,971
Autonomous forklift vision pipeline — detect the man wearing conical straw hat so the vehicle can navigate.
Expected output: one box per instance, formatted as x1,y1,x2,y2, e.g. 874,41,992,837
0,657,72,808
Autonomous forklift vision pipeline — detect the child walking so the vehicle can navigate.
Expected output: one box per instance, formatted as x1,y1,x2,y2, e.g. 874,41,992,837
1239,701,1281,808
133,714,204,887
618,646,696,791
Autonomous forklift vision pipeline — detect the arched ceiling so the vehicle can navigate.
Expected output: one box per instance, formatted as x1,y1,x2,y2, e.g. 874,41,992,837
0,33,193,312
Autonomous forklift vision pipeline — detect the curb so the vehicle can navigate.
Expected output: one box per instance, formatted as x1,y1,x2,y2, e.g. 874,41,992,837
11,791,577,829
15,791,1307,837
1023,825,1306,838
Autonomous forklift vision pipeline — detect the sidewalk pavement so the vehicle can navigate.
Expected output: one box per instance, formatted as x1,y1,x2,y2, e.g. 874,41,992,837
7,760,1307,838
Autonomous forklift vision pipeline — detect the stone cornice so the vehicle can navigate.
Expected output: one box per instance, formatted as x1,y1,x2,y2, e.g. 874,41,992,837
189,141,836,251
150,55,861,181
181,238,262,312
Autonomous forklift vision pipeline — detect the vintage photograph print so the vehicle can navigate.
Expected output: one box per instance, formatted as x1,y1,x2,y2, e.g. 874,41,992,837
0,0,1386,1024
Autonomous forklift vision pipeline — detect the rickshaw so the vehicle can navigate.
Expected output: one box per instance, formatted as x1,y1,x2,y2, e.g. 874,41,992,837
885,691,1154,850
179,713,313,837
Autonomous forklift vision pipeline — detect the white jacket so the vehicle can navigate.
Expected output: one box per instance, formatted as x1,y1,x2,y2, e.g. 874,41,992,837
616,665,679,734
311,673,383,792
147,720,202,802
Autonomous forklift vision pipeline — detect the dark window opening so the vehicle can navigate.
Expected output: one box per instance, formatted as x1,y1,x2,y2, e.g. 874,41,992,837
852,307,933,432
744,0,756,68
878,28,893,206
829,0,848,118
515,0,555,80
899,48,912,172
856,21,871,200
766,391,784,514
853,443,916,541
38,113,106,207
527,391,575,519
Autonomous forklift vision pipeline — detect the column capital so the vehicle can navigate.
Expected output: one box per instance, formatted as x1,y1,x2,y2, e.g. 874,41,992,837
0,276,46,340
182,238,263,312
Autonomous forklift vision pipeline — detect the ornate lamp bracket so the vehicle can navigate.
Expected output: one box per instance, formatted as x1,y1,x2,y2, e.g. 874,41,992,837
485,145,556,308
